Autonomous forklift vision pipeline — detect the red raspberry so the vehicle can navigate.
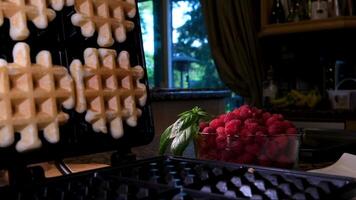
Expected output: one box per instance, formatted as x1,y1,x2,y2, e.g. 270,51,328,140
240,128,254,144
216,127,226,136
255,126,268,135
245,144,260,156
224,112,238,123
265,141,280,159
216,135,227,150
199,122,209,131
266,114,283,126
200,150,218,160
202,127,214,134
238,153,255,164
267,123,285,135
229,140,244,153
244,118,258,125
209,118,224,130
238,106,252,120
225,119,241,136
286,127,297,135
221,149,235,161
258,154,272,167
276,154,293,168
219,114,227,121
255,131,267,145
232,108,240,116
282,120,294,129
244,122,259,135
262,112,272,122
251,107,263,119
273,136,289,150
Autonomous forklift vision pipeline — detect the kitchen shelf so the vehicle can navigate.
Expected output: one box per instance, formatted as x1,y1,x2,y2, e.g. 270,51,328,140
259,16,356,38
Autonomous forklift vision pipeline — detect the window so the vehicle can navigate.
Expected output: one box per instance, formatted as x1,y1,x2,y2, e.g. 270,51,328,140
138,0,224,89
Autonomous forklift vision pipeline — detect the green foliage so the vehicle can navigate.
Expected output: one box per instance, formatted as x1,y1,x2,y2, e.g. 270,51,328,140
172,0,224,89
159,106,210,156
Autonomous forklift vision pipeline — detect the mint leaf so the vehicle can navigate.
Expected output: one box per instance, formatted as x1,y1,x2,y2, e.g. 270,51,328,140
171,126,194,156
158,125,173,155
158,106,211,156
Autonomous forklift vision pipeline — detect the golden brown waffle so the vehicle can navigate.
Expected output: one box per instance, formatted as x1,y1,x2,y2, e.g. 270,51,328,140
70,48,147,138
0,0,68,40
71,0,136,47
0,43,75,152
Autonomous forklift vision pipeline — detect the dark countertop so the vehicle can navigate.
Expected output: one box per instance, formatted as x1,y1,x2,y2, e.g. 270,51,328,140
150,88,231,101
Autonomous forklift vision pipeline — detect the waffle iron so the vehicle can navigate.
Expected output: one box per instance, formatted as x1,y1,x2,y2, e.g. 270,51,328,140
0,1,355,199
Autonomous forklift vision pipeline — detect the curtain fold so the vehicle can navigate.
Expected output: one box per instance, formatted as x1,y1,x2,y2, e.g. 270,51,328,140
201,0,263,107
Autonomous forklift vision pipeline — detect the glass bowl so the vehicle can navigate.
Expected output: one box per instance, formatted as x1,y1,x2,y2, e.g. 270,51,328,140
196,132,300,169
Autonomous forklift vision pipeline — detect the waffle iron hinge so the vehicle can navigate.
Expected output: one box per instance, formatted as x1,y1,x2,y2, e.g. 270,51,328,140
7,164,45,188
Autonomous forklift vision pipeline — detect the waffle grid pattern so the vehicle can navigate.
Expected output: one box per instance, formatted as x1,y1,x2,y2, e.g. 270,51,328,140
0,43,75,152
70,48,146,139
71,0,136,47
0,0,64,40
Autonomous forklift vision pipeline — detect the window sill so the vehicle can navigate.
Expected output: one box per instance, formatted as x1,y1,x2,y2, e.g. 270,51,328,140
150,88,231,101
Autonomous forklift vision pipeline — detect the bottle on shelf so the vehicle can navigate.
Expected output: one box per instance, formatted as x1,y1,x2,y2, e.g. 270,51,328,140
311,0,329,19
263,66,278,107
328,0,340,17
270,0,286,24
288,0,310,22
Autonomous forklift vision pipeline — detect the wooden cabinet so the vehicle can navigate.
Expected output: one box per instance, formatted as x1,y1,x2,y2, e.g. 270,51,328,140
260,0,356,37
259,0,356,130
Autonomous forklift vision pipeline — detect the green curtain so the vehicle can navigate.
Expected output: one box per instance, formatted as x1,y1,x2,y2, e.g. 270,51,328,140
201,0,263,107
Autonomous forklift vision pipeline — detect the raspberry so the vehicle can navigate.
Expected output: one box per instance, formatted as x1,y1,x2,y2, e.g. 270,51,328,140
225,119,241,136
209,118,224,130
258,154,272,167
251,107,263,119
276,154,293,168
216,127,226,136
262,112,272,122
219,114,227,121
229,140,244,153
224,112,238,123
255,131,267,145
245,144,260,156
232,108,240,116
221,150,235,162
244,122,259,134
267,123,285,135
202,127,214,134
244,118,258,124
286,127,297,135
282,120,294,129
199,122,209,131
238,153,255,164
266,114,283,126
216,135,227,150
238,106,252,120
240,128,254,144
265,141,279,159
273,136,289,150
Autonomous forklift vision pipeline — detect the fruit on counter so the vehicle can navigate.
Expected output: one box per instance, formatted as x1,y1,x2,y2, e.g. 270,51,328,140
197,105,298,168
270,89,321,108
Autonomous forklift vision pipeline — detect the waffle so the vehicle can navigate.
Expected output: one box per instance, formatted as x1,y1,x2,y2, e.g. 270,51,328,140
71,0,136,47
0,43,75,152
70,48,147,138
49,0,75,11
0,0,62,41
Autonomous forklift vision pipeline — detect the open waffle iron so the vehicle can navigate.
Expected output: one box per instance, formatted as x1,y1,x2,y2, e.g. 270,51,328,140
0,0,355,199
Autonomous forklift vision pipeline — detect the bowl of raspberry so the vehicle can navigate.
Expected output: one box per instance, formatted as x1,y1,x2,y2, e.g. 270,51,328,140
196,105,300,169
